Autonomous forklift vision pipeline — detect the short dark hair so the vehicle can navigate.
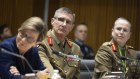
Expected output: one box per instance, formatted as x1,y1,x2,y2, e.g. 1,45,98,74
77,22,88,26
74,22,88,33
54,7,75,23
0,24,8,34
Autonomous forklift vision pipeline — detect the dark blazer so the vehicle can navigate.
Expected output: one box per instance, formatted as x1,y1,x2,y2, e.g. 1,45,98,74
75,39,94,59
0,37,45,79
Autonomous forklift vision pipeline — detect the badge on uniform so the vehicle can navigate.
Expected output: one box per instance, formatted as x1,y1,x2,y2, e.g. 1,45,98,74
66,55,79,61
67,56,74,61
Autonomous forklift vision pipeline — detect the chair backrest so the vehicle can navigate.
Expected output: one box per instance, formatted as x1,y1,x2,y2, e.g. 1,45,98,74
136,51,140,60
80,59,95,79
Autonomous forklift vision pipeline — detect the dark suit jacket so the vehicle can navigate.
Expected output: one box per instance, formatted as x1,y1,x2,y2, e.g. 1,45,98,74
75,39,94,59
0,37,45,79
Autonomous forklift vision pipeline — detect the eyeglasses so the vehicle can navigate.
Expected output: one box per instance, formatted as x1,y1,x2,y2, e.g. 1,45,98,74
54,17,73,25
18,31,36,43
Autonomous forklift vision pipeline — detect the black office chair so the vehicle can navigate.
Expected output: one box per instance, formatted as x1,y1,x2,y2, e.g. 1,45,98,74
136,51,140,60
80,59,95,79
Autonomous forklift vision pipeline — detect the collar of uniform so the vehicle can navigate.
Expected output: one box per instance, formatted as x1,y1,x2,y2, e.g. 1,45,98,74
51,30,65,46
110,39,128,52
112,38,127,47
75,39,84,45
109,39,119,52
110,39,118,46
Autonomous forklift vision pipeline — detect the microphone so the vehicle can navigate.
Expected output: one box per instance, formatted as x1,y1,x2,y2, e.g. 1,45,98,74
52,50,93,78
52,50,79,61
118,55,135,61
119,56,131,60
0,47,38,73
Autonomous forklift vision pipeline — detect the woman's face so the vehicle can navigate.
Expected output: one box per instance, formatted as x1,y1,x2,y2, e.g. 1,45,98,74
112,22,131,46
16,29,39,54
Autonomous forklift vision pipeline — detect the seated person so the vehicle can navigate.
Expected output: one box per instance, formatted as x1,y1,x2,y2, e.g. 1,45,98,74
38,7,82,79
74,23,94,59
93,17,140,79
0,17,49,79
0,24,12,42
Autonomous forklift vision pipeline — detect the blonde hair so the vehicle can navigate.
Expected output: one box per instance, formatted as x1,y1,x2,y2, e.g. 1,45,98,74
18,17,47,41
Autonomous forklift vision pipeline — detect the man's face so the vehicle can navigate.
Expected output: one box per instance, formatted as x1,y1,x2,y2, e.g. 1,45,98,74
112,20,131,46
51,12,74,37
3,27,12,38
75,25,88,42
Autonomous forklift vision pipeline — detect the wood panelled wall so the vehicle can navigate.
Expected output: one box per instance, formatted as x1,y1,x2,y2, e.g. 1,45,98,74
48,0,140,52
0,0,140,52
0,0,45,35
48,0,60,30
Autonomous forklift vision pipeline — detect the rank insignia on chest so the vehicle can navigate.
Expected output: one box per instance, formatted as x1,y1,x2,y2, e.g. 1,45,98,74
67,56,75,61
66,55,79,61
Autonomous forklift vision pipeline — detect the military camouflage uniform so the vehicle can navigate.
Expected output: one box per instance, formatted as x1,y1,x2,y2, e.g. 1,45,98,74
38,30,82,79
93,39,140,79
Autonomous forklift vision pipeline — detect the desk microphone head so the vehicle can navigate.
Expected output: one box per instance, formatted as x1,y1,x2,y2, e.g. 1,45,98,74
117,55,131,61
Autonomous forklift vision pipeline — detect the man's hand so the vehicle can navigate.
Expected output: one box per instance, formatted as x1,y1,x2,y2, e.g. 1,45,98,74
9,66,20,75
37,68,50,79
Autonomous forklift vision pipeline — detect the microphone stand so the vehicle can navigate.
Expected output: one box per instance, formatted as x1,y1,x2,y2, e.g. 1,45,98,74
80,59,93,78
1,48,36,73
1,48,39,79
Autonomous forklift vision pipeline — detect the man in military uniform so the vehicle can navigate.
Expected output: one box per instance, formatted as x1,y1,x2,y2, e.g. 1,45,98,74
93,17,140,79
74,23,94,59
0,24,12,42
38,7,82,79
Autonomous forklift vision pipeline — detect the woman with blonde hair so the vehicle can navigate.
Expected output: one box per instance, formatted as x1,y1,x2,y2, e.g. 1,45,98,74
0,17,49,79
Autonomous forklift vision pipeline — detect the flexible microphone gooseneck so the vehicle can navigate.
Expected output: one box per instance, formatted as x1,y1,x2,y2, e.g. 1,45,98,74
118,56,134,61
52,50,79,61
0,48,38,73
52,50,93,78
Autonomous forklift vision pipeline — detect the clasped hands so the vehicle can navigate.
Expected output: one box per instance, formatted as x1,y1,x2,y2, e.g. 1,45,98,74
10,66,50,79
